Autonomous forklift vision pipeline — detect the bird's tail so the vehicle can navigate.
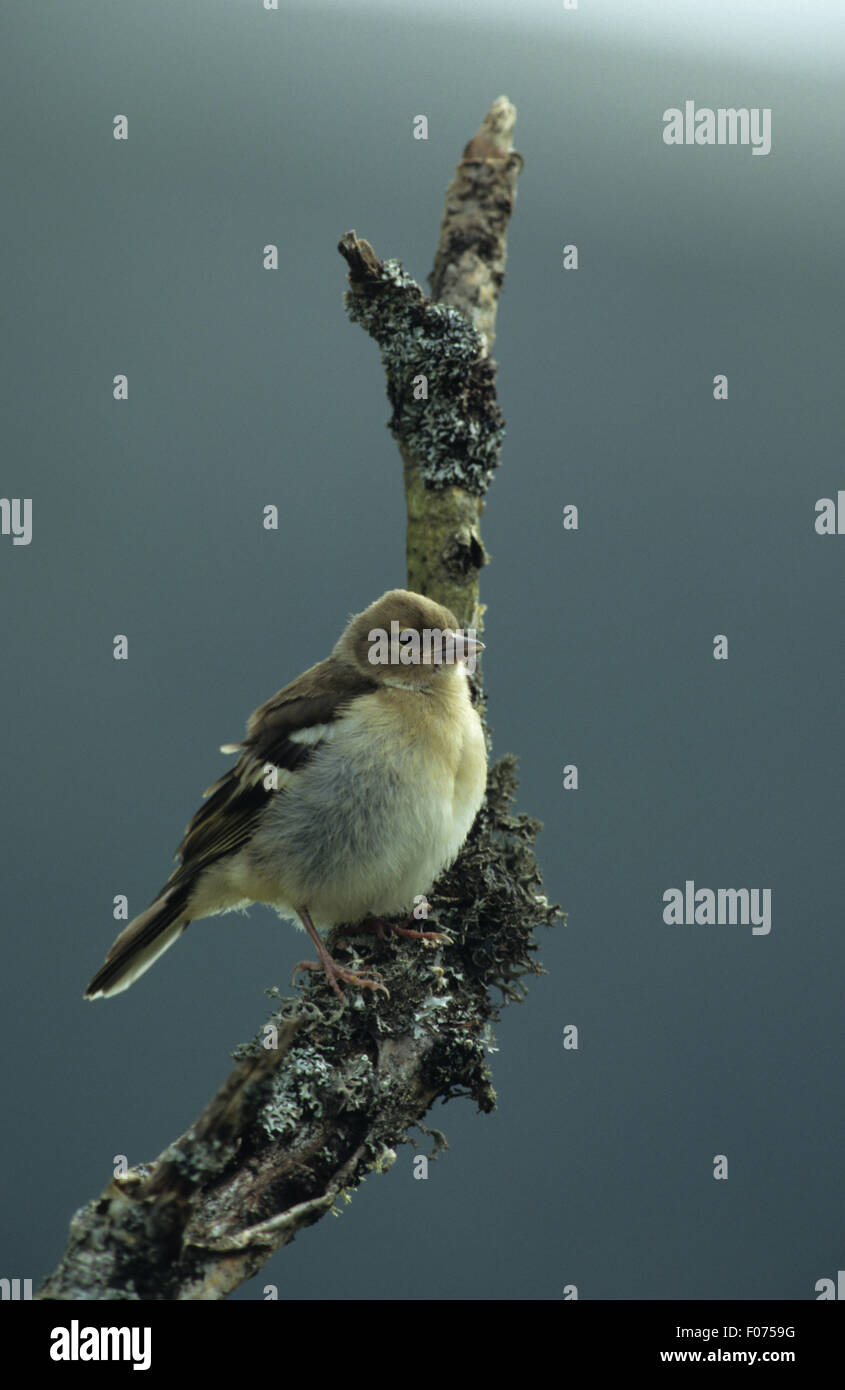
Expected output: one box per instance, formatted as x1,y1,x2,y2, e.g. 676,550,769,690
85,888,189,999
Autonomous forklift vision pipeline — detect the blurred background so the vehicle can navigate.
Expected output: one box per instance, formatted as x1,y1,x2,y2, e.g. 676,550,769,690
1,0,843,1300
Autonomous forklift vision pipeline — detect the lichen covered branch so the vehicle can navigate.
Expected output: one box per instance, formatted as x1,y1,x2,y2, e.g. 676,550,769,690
338,96,523,628
39,761,557,1301
38,97,557,1304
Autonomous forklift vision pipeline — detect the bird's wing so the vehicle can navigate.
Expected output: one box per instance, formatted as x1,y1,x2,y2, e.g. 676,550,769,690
159,658,378,897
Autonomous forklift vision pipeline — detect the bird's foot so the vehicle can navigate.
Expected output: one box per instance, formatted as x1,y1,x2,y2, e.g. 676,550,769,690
351,914,454,946
292,955,389,1001
294,905,389,1001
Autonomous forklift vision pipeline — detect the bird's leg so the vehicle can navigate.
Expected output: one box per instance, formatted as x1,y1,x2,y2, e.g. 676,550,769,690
292,906,389,999
346,912,454,946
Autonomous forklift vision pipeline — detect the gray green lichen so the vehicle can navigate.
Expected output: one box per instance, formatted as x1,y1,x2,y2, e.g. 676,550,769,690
344,257,505,495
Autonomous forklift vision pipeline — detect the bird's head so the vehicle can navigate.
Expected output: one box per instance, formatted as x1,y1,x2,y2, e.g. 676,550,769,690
335,588,484,687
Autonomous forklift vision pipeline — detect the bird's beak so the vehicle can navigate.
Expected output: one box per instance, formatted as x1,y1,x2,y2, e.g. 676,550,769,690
442,630,484,664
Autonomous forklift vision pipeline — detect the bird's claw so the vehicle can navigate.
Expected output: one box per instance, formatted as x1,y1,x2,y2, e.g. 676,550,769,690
350,915,454,946
292,958,389,1001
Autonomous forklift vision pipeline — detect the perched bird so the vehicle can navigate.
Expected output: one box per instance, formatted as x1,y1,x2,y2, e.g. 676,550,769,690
85,589,487,1001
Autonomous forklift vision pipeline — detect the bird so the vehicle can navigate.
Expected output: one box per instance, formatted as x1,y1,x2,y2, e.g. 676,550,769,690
85,589,487,1002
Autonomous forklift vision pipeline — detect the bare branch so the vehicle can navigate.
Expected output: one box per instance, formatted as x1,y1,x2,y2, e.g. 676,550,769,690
430,94,523,355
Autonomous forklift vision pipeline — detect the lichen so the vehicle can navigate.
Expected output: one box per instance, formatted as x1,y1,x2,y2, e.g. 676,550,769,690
343,257,505,495
259,1045,335,1139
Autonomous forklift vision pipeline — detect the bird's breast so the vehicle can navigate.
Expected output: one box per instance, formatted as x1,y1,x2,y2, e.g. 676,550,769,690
245,681,486,925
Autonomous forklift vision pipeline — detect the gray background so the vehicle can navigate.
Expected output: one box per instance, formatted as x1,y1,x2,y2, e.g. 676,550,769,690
1,0,843,1300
